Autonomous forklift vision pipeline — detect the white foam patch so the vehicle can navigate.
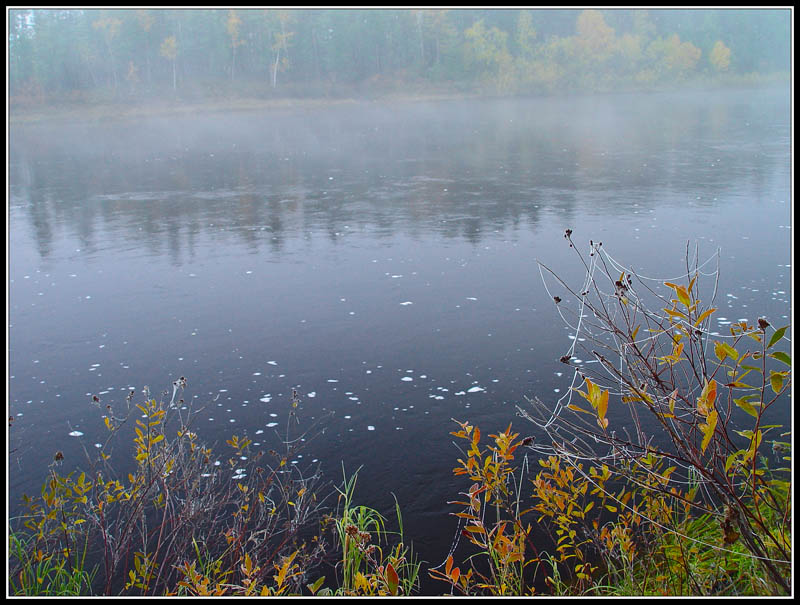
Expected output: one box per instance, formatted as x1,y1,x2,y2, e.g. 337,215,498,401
467,386,485,393
401,376,413,382
307,392,316,397
400,301,413,305
69,430,84,437
367,425,375,431
266,422,278,427
267,361,277,365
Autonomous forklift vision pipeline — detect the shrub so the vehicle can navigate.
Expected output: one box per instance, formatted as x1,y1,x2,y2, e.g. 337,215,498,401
434,237,791,596
11,384,333,595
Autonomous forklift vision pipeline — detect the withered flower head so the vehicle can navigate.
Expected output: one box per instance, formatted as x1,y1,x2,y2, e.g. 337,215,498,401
758,317,770,331
345,524,359,537
553,296,561,304
54,451,64,462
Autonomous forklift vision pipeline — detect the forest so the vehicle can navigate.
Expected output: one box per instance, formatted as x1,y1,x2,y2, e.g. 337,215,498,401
8,8,791,107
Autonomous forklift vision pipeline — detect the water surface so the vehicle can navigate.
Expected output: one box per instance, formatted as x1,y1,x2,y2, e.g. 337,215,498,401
8,87,792,591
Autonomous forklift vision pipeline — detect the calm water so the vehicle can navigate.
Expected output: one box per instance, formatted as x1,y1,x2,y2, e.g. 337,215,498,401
8,87,791,591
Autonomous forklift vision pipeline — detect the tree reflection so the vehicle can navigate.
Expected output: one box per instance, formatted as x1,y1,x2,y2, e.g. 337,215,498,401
9,90,789,261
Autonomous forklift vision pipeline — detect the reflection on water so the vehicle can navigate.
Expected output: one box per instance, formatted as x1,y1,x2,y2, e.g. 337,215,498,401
10,88,789,262
8,87,791,593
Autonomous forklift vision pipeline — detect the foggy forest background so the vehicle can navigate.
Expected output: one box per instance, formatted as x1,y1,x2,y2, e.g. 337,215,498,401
8,8,791,108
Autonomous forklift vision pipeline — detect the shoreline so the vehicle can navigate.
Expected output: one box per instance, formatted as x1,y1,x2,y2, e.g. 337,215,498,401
8,76,789,126
7,91,482,125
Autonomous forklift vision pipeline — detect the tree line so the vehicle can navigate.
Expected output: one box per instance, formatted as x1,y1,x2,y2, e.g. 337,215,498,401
8,9,791,104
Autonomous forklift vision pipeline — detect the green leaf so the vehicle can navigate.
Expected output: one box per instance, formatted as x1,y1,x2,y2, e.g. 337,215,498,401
307,576,325,595
733,397,758,418
769,371,785,394
725,451,742,473
767,325,788,349
720,342,739,361
714,340,739,361
769,351,791,367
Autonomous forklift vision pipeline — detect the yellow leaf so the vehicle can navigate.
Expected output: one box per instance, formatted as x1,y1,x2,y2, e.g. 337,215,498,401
668,389,678,415
697,379,717,416
664,307,687,320
701,410,718,453
694,307,717,326
770,371,784,394
675,284,691,307
748,430,763,459
597,388,608,421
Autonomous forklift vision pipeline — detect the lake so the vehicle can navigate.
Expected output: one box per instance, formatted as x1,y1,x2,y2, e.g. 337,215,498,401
8,87,791,593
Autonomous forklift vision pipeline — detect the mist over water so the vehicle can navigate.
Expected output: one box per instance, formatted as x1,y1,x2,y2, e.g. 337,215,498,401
8,87,791,591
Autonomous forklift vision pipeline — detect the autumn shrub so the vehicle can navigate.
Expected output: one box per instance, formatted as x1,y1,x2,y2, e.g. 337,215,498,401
434,237,791,596
429,420,541,595
9,383,334,596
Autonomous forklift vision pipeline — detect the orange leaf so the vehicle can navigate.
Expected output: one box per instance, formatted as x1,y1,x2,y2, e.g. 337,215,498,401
385,563,399,595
